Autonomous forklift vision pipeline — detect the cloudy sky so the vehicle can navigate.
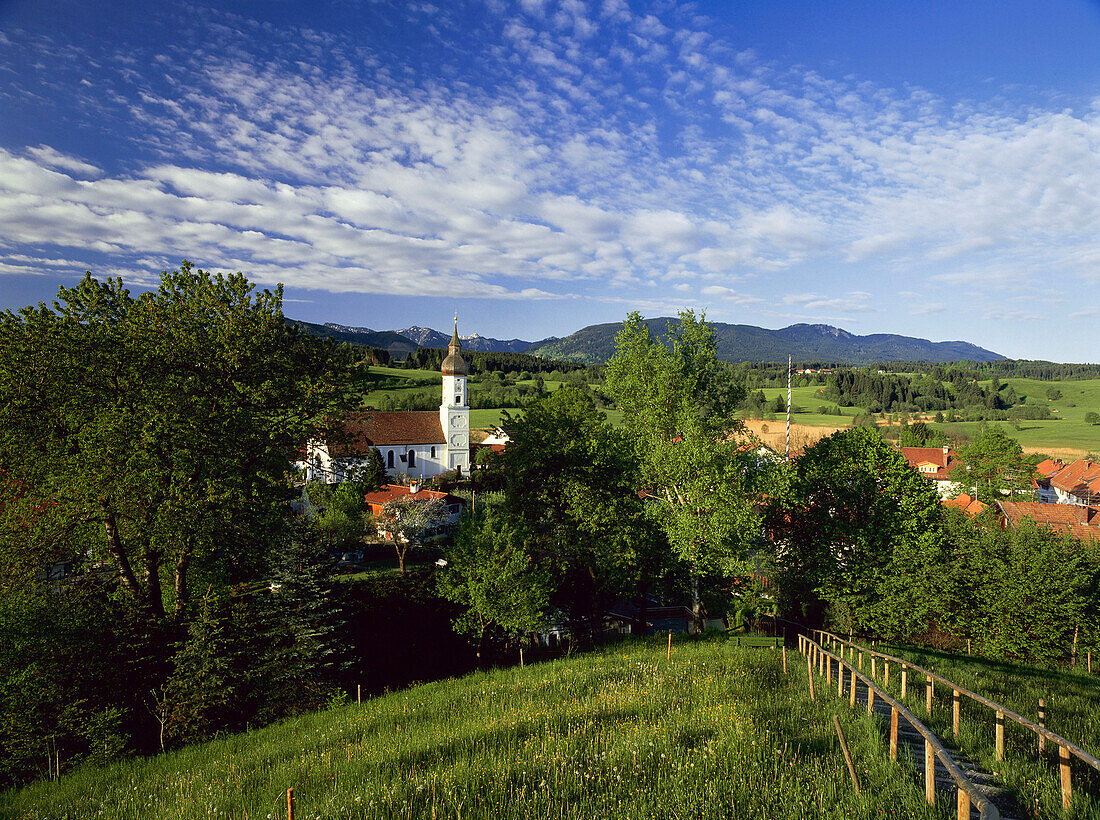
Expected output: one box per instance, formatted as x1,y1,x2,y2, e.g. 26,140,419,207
2,0,1099,360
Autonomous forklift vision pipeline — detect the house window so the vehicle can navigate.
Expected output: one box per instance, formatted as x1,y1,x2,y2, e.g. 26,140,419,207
387,450,394,469
455,394,461,405
408,450,416,468
430,446,436,458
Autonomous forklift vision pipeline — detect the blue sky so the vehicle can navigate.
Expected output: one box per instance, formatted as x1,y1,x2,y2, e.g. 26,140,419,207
2,0,1099,360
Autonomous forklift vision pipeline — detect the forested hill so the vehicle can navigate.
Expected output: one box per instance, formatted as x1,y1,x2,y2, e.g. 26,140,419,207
525,319,1005,365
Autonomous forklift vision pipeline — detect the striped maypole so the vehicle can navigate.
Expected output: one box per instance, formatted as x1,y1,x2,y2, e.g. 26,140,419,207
786,355,792,461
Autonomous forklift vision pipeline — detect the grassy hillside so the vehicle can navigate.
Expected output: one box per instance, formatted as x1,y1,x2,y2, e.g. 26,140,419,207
4,636,949,820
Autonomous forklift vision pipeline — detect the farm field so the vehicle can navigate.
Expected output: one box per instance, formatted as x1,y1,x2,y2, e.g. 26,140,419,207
4,636,950,820
837,638,1100,818
755,378,1100,457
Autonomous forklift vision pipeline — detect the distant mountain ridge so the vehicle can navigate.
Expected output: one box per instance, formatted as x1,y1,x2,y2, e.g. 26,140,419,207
289,317,1003,364
525,319,1004,365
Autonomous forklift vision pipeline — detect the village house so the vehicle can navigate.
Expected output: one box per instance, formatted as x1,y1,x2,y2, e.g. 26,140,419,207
364,483,465,540
1048,458,1100,506
300,321,471,482
943,493,988,517
1033,458,1065,503
899,445,964,499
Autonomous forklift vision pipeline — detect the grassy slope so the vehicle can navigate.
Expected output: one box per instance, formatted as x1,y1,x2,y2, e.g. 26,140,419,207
843,640,1100,818
4,636,949,820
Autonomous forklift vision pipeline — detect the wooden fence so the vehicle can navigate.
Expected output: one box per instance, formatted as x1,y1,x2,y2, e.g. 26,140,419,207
800,634,999,820
816,630,1100,811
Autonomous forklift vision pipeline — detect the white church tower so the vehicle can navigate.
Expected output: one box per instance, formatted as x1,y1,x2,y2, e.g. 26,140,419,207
439,318,470,473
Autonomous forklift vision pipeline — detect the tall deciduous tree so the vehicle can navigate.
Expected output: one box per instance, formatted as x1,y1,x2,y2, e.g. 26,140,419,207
0,263,349,621
605,312,761,618
768,426,948,637
950,424,1035,504
499,384,647,642
438,511,548,661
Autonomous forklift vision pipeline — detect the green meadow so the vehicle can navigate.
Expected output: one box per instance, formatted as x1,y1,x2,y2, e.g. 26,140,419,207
4,636,952,820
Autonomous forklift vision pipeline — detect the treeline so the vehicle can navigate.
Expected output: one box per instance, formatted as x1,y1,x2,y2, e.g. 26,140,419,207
880,359,1100,382
403,347,589,376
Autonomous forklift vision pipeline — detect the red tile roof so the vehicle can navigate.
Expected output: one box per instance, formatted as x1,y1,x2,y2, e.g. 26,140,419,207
943,493,988,516
329,411,445,456
1050,459,1100,502
1035,459,1065,478
363,484,463,514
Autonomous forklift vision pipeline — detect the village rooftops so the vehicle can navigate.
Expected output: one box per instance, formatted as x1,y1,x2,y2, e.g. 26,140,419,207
363,483,464,514
328,411,446,457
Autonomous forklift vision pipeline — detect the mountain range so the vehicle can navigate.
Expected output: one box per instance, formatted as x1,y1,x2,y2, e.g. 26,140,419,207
288,318,1004,365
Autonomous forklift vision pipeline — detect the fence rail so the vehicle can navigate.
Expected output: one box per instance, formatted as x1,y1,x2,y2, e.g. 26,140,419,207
816,629,1100,811
800,634,999,820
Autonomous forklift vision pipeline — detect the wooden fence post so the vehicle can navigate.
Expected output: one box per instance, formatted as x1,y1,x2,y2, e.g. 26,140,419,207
782,645,787,674
884,661,890,688
901,665,908,699
952,689,960,737
867,682,875,714
357,684,361,705
890,707,899,761
827,652,832,686
995,711,1005,762
967,638,971,656
838,660,844,696
957,786,970,820
871,656,877,680
1060,743,1072,810
807,653,816,701
849,668,857,708
1038,699,1046,754
926,674,933,714
925,739,935,804
668,631,672,663
287,787,295,820
833,715,861,794
858,650,863,671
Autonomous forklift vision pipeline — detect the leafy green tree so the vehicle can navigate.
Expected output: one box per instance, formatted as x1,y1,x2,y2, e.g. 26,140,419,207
499,385,647,642
438,511,548,661
307,481,367,549
767,426,948,637
1085,411,1100,426
950,424,1034,504
0,263,349,621
605,312,761,620
899,421,932,446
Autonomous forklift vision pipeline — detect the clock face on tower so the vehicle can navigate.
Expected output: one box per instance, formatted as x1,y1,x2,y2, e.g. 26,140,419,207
450,434,467,447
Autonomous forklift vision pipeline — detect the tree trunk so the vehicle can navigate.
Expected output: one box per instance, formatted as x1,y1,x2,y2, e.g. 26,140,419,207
174,549,191,618
103,509,143,601
397,546,406,574
691,574,703,633
143,547,165,618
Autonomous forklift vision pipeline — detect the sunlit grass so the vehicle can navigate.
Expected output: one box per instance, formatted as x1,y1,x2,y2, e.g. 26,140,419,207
4,636,954,819
843,639,1100,818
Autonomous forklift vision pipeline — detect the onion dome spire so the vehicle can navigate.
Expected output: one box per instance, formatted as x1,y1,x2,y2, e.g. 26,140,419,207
441,314,467,376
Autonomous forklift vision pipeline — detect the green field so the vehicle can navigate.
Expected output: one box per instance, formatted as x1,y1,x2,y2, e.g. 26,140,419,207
754,378,1100,455
4,636,951,820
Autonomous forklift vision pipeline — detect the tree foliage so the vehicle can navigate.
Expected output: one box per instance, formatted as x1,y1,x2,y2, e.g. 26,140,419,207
437,511,548,661
950,423,1035,504
768,426,948,637
0,263,349,621
605,312,761,584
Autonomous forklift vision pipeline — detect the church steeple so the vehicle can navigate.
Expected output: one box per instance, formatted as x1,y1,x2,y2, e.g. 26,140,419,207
439,315,470,474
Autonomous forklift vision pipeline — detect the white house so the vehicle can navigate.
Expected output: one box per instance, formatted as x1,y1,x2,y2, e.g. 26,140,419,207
301,321,471,482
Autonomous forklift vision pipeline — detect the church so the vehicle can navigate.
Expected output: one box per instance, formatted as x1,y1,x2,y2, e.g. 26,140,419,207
301,321,471,482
